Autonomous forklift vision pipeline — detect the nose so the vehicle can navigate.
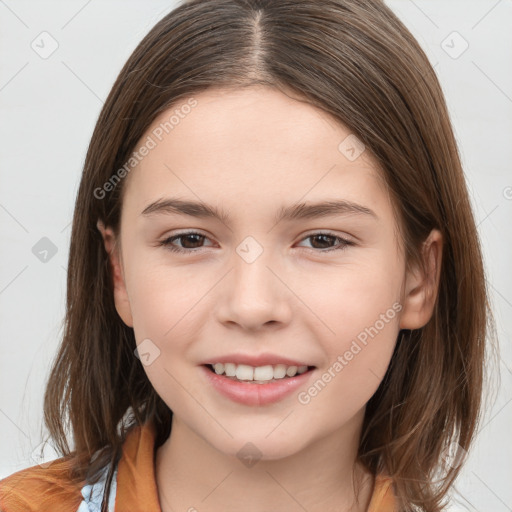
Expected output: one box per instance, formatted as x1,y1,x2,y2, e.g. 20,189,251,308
215,248,293,332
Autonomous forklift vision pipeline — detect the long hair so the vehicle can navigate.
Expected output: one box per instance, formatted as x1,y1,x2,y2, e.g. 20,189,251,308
41,1,495,510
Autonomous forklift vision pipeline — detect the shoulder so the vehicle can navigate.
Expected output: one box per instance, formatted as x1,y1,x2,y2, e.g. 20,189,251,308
0,456,85,512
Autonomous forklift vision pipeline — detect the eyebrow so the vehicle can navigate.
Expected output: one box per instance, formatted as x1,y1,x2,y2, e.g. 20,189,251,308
140,197,378,224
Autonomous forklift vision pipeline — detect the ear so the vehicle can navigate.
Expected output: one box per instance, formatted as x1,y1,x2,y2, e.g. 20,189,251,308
96,219,134,328
399,229,443,330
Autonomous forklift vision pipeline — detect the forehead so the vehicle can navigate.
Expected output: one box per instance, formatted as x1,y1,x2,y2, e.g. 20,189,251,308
121,86,391,222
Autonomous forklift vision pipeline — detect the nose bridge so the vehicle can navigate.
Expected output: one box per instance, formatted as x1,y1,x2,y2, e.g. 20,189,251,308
232,235,278,306
217,235,292,328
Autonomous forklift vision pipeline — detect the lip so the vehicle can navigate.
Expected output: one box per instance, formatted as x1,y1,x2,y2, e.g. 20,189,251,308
200,353,313,367
200,364,316,406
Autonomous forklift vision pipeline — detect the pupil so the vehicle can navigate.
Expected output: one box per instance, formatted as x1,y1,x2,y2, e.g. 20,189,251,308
312,234,333,249
182,234,203,248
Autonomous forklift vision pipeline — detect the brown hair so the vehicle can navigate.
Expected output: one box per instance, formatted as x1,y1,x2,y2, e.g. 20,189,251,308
39,0,495,510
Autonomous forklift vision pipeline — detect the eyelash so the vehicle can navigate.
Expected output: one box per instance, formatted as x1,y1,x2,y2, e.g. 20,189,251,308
158,231,355,255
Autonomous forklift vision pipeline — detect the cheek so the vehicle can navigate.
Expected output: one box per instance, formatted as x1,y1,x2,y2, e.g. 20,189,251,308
298,247,401,392
126,267,204,410
302,246,403,334
127,261,200,335
299,301,400,419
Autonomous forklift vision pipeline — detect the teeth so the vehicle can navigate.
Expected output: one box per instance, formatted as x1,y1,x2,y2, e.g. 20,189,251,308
213,363,226,375
210,362,310,381
224,363,236,377
236,364,254,381
254,365,274,380
273,364,287,379
286,366,298,377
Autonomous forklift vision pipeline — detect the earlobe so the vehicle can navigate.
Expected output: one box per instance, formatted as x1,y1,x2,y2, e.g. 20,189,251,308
399,229,443,330
96,219,134,328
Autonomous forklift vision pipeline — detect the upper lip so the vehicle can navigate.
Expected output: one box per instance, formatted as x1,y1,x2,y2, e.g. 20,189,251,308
201,353,315,368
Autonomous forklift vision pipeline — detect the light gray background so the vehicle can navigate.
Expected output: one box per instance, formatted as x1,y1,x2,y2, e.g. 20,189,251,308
1,1,511,510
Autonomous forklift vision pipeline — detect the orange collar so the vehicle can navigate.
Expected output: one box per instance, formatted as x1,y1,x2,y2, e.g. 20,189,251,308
115,420,162,510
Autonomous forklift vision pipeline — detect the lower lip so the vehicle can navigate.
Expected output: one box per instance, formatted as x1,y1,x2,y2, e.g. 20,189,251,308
200,365,315,406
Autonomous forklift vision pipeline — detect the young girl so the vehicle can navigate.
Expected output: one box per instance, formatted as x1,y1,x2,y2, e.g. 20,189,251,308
0,0,494,511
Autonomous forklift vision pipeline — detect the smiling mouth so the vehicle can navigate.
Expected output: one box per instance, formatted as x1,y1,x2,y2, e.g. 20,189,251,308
204,363,316,384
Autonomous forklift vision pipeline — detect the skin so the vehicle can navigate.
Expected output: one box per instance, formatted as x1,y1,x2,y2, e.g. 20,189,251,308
97,85,443,512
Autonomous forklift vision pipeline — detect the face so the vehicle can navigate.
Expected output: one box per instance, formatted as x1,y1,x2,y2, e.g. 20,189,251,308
98,85,441,460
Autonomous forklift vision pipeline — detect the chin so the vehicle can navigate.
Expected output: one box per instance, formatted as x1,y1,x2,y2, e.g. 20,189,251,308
206,429,309,463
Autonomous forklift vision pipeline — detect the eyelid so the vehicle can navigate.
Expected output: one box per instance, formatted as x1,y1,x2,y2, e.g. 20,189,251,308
300,229,355,243
161,228,355,242
158,229,356,255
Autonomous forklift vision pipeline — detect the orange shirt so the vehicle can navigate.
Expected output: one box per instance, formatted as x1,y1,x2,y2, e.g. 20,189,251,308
0,420,397,511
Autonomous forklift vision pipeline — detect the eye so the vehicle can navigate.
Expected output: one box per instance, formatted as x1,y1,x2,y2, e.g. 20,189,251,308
296,232,355,253
159,231,354,255
159,231,213,255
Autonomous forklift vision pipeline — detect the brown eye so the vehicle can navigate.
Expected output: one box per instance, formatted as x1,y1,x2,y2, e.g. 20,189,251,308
297,232,354,253
173,233,206,249
159,231,354,256
159,232,212,254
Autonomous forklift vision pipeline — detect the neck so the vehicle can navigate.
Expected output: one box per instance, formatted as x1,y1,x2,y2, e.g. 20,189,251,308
155,411,374,512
